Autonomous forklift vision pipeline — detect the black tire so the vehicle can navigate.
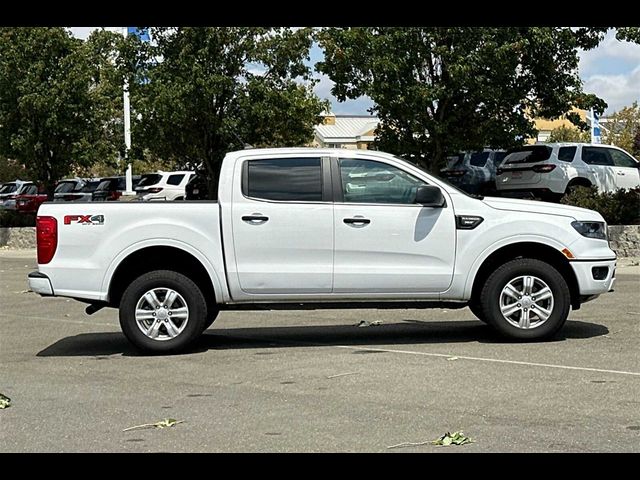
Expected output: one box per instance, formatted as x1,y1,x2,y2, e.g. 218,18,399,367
119,270,207,353
202,309,220,332
480,258,570,341
468,301,488,323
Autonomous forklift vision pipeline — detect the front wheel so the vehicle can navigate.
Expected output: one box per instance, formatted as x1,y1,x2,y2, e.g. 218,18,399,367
119,270,207,353
480,258,570,340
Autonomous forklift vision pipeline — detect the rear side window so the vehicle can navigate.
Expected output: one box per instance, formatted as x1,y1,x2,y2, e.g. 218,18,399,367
582,147,613,166
469,151,490,167
558,146,577,162
503,146,552,164
167,174,185,186
23,185,37,195
245,158,323,201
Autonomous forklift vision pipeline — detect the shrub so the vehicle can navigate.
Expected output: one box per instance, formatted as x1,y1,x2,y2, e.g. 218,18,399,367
0,211,36,227
561,186,640,225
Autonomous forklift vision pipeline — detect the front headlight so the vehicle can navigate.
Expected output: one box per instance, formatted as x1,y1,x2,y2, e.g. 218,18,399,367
571,221,607,240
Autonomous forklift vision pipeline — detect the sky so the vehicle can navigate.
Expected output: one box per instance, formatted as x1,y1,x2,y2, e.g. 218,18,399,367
70,27,640,117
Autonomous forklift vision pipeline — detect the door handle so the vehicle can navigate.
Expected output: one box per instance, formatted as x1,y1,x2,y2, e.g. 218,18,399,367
616,172,625,175
242,214,269,224
343,217,371,225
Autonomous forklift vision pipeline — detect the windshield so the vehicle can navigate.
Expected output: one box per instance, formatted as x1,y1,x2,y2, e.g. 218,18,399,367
55,181,78,193
137,174,162,187
0,183,18,194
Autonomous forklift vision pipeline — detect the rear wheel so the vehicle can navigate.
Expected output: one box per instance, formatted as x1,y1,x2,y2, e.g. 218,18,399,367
480,258,570,340
119,270,207,353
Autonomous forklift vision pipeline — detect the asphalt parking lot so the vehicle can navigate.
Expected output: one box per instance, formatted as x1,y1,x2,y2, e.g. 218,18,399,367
1,249,639,452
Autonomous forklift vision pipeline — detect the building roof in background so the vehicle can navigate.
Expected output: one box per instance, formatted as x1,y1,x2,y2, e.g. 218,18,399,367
315,115,379,143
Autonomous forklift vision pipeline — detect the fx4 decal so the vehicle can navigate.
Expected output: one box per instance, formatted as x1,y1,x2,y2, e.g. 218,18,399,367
64,214,105,225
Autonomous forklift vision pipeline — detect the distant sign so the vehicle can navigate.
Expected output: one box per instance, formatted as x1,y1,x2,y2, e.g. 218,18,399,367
591,109,602,144
127,27,150,42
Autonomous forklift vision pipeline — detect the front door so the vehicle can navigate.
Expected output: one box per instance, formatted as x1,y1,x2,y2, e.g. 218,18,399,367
332,157,456,294
231,156,333,295
606,147,640,190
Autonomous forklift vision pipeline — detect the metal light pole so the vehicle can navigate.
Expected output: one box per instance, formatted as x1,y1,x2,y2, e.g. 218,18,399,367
123,27,134,195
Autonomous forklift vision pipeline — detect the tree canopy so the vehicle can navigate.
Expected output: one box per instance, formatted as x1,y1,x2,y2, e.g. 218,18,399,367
0,28,123,195
602,101,640,157
317,27,607,171
123,27,328,198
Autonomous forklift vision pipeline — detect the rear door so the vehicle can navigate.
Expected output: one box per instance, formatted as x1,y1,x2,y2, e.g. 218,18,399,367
580,146,617,192
231,156,334,295
332,157,456,294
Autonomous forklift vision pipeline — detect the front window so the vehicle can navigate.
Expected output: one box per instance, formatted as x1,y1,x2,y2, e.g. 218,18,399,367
339,158,426,204
607,148,638,168
245,158,323,201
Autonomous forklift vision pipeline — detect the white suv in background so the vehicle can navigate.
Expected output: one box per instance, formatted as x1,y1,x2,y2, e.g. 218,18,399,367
496,143,640,200
135,171,195,201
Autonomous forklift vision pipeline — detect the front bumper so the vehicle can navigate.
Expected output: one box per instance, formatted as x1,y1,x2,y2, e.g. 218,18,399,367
28,271,54,296
570,258,616,296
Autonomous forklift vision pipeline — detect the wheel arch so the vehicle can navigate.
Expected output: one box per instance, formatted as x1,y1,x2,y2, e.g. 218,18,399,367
469,241,581,310
105,243,226,310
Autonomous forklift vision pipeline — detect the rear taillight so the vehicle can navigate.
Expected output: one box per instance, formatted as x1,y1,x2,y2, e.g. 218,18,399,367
109,191,122,201
532,164,556,173
147,187,163,193
36,216,58,264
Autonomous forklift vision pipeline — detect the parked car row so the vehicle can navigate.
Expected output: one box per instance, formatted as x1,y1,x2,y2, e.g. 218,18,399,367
0,170,199,215
440,143,640,200
0,180,47,213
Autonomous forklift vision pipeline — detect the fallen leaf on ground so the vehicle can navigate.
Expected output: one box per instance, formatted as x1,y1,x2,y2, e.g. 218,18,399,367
432,431,472,446
123,418,184,432
357,320,383,327
0,393,11,409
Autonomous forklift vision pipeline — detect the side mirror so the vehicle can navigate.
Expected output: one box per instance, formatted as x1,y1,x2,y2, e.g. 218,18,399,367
415,185,445,207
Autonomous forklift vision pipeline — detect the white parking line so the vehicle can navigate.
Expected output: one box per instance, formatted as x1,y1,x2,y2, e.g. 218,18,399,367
335,345,640,377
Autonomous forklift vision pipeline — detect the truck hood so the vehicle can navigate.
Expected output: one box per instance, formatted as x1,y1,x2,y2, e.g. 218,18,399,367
482,196,603,221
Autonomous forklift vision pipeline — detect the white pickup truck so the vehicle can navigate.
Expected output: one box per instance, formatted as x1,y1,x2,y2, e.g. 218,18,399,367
29,148,617,352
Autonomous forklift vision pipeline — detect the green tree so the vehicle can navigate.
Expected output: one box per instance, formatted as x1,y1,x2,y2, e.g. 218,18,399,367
0,28,123,196
602,102,640,157
0,156,27,183
547,125,590,143
317,28,606,171
123,27,328,198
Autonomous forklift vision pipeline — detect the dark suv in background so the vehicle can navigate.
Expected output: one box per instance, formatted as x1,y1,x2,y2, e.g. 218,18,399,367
92,176,141,201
